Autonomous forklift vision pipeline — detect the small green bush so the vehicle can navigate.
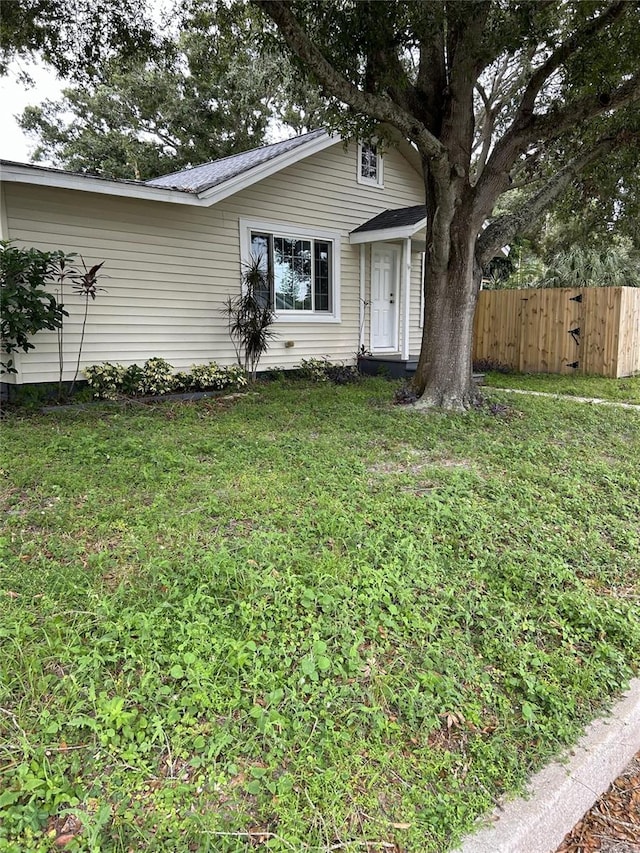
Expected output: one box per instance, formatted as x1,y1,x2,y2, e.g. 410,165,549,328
140,357,175,396
189,362,226,390
297,357,331,382
297,357,359,385
83,358,248,399
220,364,248,389
121,363,146,396
173,371,194,392
0,241,71,373
84,362,127,399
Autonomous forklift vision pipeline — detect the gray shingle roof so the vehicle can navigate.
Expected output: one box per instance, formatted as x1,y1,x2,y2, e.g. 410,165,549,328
145,130,327,194
351,205,427,234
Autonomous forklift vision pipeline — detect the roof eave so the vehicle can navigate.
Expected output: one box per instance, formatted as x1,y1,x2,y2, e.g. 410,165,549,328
1,162,204,206
349,219,427,244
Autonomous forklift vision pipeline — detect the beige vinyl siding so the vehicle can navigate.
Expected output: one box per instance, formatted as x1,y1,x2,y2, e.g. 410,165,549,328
4,141,424,385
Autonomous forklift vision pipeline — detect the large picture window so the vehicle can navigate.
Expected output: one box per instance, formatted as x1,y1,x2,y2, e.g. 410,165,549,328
240,219,341,321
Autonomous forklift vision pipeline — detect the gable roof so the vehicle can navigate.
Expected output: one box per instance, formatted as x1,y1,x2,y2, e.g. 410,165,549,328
145,130,327,194
349,205,427,244
0,130,339,207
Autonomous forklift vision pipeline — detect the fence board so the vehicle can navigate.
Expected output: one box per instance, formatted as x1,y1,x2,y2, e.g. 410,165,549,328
617,287,640,377
473,286,640,377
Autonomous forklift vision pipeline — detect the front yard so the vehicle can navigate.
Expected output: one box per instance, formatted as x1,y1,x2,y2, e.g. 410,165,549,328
1,376,639,852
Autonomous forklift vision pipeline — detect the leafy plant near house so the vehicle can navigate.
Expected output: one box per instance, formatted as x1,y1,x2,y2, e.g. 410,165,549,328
68,258,105,396
84,362,127,400
137,357,175,396
222,256,275,381
55,255,105,401
185,362,247,391
84,358,247,399
0,241,70,374
298,356,360,385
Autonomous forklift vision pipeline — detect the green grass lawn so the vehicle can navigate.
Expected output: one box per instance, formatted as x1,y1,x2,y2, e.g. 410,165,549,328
483,370,640,404
1,377,639,852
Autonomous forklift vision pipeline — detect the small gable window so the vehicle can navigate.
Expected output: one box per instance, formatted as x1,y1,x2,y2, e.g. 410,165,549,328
358,142,383,187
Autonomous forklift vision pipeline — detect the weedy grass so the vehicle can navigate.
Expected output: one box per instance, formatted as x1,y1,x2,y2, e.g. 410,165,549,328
1,377,639,852
483,370,640,405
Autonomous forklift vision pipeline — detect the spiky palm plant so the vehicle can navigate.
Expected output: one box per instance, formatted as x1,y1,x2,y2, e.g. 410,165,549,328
540,245,640,288
223,256,276,381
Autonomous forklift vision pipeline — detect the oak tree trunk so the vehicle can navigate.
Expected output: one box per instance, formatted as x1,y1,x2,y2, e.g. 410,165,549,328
412,208,482,411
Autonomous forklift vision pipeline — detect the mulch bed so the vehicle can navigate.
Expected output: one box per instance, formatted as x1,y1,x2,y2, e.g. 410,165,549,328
555,751,640,853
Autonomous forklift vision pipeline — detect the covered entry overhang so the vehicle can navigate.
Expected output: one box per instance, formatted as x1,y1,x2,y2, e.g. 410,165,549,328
349,206,427,360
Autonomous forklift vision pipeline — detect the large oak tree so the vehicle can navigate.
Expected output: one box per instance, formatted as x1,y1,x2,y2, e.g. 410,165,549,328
253,0,640,410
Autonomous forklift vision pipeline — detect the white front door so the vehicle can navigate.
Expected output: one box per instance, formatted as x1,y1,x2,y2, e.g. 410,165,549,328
371,245,399,351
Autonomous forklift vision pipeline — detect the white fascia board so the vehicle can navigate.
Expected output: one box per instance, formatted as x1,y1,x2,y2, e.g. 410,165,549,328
1,132,341,208
349,218,427,245
197,133,340,204
1,162,204,206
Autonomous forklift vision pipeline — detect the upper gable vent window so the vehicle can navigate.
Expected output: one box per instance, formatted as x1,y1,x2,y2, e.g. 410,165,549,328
358,142,383,187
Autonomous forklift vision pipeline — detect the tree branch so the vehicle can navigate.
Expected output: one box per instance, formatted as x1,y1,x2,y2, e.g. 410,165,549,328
473,70,640,224
476,134,628,266
516,2,627,120
252,0,446,162
531,72,640,141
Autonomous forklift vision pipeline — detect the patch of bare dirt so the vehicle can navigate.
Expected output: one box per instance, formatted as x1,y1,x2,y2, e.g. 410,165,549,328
366,456,474,476
555,751,640,853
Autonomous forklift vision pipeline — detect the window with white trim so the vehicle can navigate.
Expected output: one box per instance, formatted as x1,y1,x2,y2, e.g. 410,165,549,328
240,219,341,320
358,142,384,187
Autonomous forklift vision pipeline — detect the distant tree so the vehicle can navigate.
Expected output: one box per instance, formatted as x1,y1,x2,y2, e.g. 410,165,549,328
16,1,329,180
254,1,640,410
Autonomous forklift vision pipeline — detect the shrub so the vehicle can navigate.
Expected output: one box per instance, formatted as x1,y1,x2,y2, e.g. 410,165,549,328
187,363,248,391
0,241,71,373
473,358,512,374
297,357,359,385
325,363,360,385
173,371,194,392
140,357,175,396
297,357,331,382
84,363,127,399
221,364,248,389
83,359,249,399
189,362,227,390
121,363,146,395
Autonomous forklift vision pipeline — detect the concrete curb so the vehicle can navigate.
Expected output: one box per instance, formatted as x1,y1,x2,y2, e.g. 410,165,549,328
452,678,640,853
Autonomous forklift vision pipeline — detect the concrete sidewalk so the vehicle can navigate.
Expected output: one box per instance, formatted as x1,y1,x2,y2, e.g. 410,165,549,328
497,388,640,411
452,678,640,853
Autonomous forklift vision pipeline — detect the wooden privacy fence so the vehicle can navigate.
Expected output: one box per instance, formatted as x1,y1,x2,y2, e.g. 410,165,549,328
473,286,640,378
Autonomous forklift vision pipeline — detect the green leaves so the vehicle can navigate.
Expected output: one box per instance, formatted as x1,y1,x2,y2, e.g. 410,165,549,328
0,241,71,372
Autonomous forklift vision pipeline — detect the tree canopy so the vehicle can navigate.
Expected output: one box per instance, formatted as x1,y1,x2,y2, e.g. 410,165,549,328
11,1,328,180
0,0,158,80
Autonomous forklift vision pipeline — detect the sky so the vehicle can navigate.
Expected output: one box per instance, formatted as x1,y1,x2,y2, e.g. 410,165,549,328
0,61,66,163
